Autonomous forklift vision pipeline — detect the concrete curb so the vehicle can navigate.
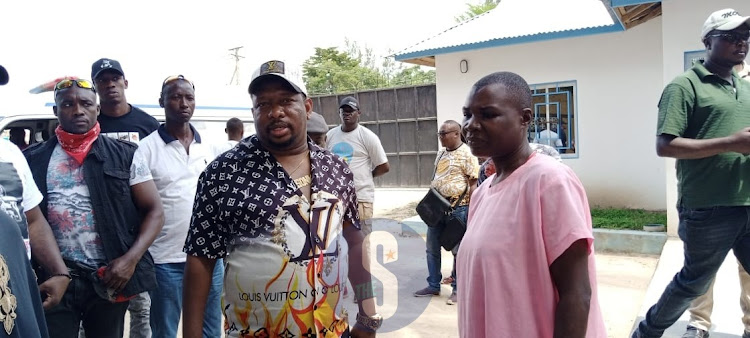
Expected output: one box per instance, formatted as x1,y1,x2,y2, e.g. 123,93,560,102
396,216,668,256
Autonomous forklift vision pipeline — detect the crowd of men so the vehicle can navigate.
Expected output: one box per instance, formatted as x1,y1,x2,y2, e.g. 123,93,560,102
0,7,749,338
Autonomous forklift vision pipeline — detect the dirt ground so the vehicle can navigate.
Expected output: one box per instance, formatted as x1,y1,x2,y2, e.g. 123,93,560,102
375,201,419,221
125,190,659,337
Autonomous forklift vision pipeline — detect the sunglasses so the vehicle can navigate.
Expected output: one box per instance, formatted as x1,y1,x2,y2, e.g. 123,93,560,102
162,75,195,89
54,79,96,93
707,32,750,44
437,130,458,136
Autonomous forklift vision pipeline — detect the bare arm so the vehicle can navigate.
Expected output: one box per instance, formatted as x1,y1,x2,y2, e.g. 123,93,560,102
26,206,70,309
656,128,750,159
467,178,478,196
371,162,389,178
183,255,217,338
550,239,591,338
102,180,164,291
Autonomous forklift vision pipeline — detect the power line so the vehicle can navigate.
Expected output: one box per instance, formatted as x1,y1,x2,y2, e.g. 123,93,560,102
228,46,245,85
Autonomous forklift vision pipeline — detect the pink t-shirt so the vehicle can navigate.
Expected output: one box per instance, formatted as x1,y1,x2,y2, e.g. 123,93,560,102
457,153,606,338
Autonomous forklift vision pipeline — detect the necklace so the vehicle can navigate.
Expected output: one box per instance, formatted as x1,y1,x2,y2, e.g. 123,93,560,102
287,150,309,176
294,174,312,188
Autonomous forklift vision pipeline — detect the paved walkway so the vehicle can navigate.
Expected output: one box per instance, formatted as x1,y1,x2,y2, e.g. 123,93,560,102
635,238,746,337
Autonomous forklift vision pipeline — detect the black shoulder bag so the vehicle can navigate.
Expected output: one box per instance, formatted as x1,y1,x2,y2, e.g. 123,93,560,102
415,151,469,251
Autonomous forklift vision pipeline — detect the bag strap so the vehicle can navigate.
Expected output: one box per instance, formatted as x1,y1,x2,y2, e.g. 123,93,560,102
452,176,470,208
431,150,445,180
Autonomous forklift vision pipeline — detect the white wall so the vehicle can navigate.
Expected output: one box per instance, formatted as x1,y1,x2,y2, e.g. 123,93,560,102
434,17,665,209
660,0,750,235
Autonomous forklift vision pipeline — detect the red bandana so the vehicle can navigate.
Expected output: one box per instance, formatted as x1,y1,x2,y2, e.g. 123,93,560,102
55,122,101,165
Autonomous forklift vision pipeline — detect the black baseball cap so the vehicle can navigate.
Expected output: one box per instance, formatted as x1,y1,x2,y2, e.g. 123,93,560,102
339,96,359,110
91,58,125,80
0,65,8,86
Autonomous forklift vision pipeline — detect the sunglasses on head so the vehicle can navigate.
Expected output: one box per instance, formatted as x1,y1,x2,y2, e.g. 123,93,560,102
162,75,195,89
707,32,750,44
54,79,96,93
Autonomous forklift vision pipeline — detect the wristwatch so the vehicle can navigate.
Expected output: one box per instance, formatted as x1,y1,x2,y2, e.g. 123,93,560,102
356,312,383,331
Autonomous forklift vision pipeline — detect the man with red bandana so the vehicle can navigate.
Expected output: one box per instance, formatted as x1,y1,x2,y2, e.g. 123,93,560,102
23,79,164,338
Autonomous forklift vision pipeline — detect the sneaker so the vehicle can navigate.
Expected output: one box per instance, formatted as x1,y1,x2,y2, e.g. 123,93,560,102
413,287,440,297
682,326,709,338
446,291,457,305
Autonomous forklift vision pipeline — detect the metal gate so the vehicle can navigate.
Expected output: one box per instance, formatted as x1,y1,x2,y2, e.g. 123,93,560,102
311,84,438,187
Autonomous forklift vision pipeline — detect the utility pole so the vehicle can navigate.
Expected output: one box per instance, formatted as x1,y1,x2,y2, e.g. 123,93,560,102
228,46,244,85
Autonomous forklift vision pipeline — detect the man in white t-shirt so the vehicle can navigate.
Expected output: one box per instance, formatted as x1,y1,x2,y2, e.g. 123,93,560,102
135,75,222,338
210,117,244,158
326,96,389,238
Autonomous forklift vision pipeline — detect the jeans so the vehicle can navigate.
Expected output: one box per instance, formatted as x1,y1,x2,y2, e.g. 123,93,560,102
45,272,129,338
128,292,152,338
633,206,750,338
425,205,467,292
150,260,223,338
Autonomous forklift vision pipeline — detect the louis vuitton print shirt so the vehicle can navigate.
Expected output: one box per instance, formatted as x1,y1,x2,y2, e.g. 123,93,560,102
184,135,360,338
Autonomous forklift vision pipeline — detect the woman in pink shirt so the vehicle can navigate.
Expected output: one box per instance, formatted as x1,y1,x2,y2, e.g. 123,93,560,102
458,71,606,338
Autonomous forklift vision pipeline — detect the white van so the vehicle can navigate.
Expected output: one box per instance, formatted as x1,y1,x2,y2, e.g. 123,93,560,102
0,103,255,152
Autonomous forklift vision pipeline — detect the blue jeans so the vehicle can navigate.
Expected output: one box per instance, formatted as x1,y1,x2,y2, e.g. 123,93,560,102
634,206,750,338
150,260,223,338
425,205,467,292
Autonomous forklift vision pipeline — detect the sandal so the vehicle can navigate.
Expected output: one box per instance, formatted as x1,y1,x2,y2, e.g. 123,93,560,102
441,276,454,285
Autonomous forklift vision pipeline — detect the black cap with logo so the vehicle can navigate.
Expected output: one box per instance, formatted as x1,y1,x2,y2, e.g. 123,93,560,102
91,58,125,80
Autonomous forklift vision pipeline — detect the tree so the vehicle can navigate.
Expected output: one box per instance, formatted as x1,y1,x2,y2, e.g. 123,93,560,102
454,0,499,23
302,40,436,96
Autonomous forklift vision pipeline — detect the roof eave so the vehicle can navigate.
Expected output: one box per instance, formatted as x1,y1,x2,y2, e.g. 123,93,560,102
395,23,625,64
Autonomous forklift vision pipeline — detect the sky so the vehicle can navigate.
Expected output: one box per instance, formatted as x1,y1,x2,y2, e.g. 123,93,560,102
0,0,468,114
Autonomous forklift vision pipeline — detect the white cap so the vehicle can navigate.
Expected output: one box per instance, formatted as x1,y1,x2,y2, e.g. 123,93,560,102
248,60,308,96
701,8,750,39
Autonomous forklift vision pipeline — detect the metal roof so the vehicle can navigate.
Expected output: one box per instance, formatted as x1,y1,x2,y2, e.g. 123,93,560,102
394,0,623,65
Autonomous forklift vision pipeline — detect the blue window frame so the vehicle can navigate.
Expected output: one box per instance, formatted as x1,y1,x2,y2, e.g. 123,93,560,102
528,81,577,158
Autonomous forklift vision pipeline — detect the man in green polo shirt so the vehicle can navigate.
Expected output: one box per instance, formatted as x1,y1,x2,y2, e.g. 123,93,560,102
632,8,750,338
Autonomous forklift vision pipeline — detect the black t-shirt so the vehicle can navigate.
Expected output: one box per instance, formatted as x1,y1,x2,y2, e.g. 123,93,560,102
0,211,49,338
98,105,159,143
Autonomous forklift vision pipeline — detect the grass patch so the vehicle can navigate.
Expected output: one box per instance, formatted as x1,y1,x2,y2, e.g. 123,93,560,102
591,208,667,230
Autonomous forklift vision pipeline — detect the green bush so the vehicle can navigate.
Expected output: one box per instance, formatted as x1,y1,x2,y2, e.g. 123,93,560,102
590,208,667,230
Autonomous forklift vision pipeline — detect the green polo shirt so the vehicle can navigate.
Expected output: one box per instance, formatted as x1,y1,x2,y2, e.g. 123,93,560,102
657,62,750,208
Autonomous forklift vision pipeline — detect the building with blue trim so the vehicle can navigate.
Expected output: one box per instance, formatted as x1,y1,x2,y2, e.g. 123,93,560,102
394,0,750,234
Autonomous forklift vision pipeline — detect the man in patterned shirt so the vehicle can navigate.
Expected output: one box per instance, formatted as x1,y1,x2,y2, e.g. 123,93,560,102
414,120,479,305
182,60,381,338
24,79,163,338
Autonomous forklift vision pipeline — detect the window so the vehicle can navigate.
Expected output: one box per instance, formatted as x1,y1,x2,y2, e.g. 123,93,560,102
529,81,577,157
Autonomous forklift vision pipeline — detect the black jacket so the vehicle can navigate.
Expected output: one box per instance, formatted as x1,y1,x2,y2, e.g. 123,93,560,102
24,135,156,296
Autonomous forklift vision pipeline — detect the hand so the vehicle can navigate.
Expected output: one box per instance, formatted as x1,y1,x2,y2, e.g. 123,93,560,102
39,275,70,309
728,127,750,155
102,256,138,292
350,323,376,338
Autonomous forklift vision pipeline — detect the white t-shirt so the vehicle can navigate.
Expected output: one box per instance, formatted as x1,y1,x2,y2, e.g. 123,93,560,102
0,138,43,259
326,126,388,203
534,129,563,147
210,140,239,159
136,126,211,264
